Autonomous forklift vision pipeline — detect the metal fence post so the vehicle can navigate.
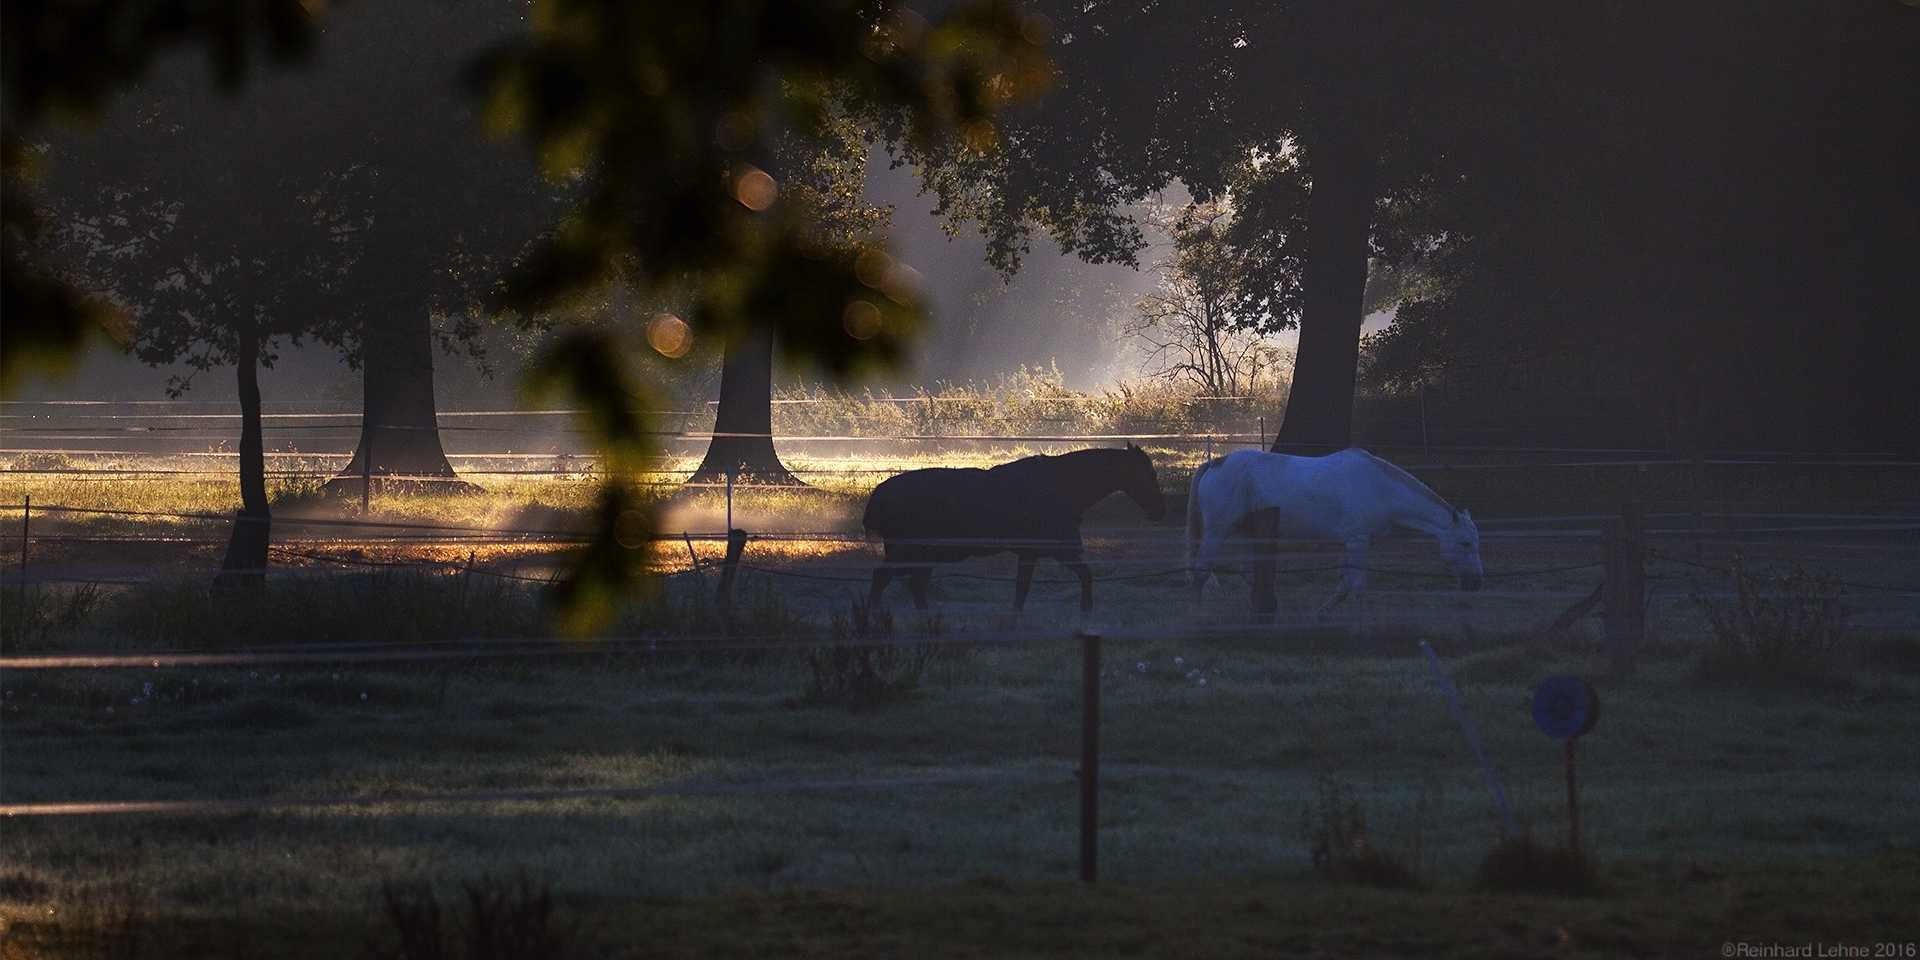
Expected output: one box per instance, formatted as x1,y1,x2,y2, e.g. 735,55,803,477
1078,629,1101,883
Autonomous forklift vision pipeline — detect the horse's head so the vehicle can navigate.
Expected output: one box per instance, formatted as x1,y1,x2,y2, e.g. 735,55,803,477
1122,443,1168,520
1439,508,1484,592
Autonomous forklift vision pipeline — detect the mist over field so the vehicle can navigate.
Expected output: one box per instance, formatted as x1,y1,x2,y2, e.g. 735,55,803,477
8,161,1164,407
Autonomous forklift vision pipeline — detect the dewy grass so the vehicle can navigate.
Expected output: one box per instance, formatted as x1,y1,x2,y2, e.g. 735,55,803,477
5,644,1918,929
8,855,1918,959
3,441,1919,950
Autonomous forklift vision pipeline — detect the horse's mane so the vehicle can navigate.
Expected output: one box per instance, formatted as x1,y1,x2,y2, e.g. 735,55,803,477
1352,449,1454,515
1031,446,1147,470
1029,446,1153,510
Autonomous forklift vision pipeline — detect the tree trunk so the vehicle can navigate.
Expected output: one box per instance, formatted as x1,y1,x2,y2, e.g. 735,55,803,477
1270,124,1380,457
212,331,270,594
689,328,803,485
1254,119,1380,619
331,309,469,492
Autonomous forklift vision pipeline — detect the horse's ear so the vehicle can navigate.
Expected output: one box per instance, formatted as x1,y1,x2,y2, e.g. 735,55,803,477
1451,507,1460,523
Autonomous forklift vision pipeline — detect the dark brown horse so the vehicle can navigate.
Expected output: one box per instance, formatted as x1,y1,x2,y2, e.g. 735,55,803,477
862,444,1166,613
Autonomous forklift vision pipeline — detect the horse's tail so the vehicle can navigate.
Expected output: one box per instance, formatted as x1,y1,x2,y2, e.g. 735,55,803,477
1186,456,1217,566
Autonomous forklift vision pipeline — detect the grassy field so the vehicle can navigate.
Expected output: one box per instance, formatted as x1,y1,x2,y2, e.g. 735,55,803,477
2,453,1918,957
3,637,1919,955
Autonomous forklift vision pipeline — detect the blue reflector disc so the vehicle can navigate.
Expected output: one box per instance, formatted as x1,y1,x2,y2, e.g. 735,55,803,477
1532,677,1599,740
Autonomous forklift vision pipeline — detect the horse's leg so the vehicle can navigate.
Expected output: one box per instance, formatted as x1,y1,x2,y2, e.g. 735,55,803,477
1062,559,1094,613
908,567,933,610
869,565,897,608
1319,542,1369,615
1192,521,1227,609
1013,554,1036,610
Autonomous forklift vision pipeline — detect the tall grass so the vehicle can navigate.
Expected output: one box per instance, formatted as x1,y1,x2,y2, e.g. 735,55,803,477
770,366,1285,440
4,569,545,652
1688,553,1852,689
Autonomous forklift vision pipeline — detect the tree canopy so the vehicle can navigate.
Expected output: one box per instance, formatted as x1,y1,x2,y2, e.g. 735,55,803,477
910,0,1920,454
1360,0,1920,453
906,0,1570,451
2,0,321,388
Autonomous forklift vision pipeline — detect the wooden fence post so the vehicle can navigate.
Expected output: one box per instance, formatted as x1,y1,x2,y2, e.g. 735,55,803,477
1248,508,1279,624
1601,503,1644,676
1078,629,1101,883
17,496,28,640
713,528,748,619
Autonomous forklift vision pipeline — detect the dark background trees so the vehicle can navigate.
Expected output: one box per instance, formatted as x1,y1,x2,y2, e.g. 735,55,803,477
910,0,1568,453
921,0,1919,456
32,65,375,588
2,0,320,389
310,0,561,485
687,104,902,486
29,0,565,583
1361,0,1920,455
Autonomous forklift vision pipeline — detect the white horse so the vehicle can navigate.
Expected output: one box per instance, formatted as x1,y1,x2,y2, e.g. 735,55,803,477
1187,448,1483,613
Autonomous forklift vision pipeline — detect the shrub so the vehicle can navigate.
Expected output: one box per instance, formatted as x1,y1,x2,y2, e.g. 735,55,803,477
104,568,545,649
0,869,51,905
1298,773,1421,888
1474,833,1597,896
797,597,941,711
367,873,578,960
1688,553,1850,688
0,581,103,654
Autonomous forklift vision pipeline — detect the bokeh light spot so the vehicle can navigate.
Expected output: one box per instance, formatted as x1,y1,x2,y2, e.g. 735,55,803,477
647,313,693,358
855,248,892,288
843,300,882,340
733,167,779,211
614,510,651,549
880,262,925,305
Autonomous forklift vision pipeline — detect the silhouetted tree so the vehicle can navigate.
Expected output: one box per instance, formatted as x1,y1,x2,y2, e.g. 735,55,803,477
2,0,319,390
315,0,560,487
33,0,561,584
911,0,1565,453
35,105,370,589
1124,202,1286,398
686,104,902,486
1358,0,1920,454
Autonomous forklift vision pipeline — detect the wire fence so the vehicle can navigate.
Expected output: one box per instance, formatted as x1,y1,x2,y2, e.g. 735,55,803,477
3,485,1915,853
4,500,1916,643
5,415,1916,648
